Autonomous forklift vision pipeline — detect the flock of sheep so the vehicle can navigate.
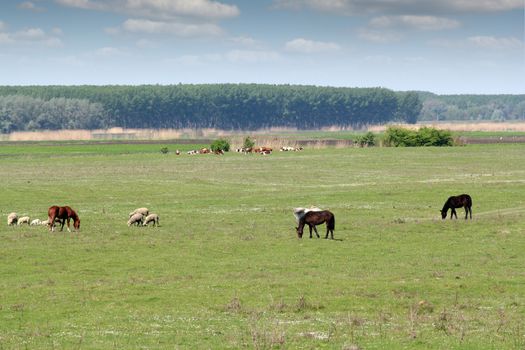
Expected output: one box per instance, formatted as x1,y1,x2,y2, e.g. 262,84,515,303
127,208,160,227
7,212,52,227
6,208,160,228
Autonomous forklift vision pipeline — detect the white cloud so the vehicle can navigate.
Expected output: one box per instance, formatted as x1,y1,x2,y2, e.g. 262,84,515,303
272,0,523,14
429,36,524,50
56,0,238,40
284,38,341,53
122,18,223,37
0,33,13,44
124,0,239,19
56,0,240,19
369,15,460,30
468,36,524,50
229,36,259,47
0,25,63,47
18,1,46,12
358,29,402,43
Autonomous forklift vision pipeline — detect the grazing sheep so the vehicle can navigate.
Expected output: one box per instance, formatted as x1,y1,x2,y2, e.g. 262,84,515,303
30,219,42,226
143,213,160,227
127,213,144,226
7,212,18,226
129,207,149,218
17,216,30,225
41,218,60,226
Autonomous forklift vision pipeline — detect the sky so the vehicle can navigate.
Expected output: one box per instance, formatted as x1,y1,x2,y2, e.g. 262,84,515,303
0,0,524,94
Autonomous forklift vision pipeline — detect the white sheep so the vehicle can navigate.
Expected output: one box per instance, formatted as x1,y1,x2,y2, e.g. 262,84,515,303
41,218,60,226
127,213,144,226
143,213,159,227
7,212,18,226
129,207,149,218
17,216,30,225
30,219,42,226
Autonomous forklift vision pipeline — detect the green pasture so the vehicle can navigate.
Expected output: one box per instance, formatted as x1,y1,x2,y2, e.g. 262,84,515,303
0,142,524,349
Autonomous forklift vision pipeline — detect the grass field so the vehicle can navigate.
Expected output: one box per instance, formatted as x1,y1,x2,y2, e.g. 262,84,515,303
1,142,524,349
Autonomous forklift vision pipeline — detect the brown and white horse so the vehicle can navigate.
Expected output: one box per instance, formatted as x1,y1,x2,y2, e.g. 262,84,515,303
48,205,81,232
296,210,335,239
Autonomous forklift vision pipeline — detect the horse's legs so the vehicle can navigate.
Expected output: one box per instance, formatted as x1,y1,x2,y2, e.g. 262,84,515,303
308,225,313,238
66,218,71,232
49,214,55,232
451,208,457,219
313,225,320,238
467,206,472,219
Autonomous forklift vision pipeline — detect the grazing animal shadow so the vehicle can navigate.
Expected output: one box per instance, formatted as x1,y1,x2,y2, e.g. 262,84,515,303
440,194,472,220
296,210,335,239
48,205,80,232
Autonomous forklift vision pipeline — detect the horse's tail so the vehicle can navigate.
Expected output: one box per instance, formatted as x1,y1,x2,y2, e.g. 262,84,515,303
328,214,335,231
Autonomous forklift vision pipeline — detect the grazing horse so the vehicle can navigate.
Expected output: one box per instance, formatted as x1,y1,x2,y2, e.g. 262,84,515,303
48,205,80,232
441,194,472,220
296,210,335,239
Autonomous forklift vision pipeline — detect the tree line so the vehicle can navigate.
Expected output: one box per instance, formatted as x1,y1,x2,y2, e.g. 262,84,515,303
0,85,421,132
419,93,525,121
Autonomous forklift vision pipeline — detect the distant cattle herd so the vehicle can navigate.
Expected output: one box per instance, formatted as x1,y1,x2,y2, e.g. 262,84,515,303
181,146,304,156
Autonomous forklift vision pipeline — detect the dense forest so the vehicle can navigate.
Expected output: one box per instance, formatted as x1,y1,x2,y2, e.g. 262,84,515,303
0,85,420,132
0,85,522,133
419,93,525,121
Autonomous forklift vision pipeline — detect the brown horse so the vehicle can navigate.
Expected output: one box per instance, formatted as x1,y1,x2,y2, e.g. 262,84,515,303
48,205,80,232
441,194,472,220
296,210,335,239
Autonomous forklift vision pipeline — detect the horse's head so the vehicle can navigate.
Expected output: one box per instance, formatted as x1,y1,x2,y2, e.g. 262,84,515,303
440,210,447,219
74,218,80,230
295,226,303,238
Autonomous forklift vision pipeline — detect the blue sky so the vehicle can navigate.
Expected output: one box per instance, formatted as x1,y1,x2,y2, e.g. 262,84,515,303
0,0,523,94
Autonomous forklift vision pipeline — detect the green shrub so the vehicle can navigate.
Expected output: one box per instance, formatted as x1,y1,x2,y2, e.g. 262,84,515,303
211,138,230,152
416,127,453,146
160,147,169,154
383,126,453,147
355,132,376,147
383,127,418,147
243,136,255,149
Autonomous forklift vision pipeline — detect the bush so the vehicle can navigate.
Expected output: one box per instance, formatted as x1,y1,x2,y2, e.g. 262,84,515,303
416,127,453,146
355,132,376,147
383,127,418,147
160,147,169,154
211,138,230,152
383,126,453,147
243,136,255,149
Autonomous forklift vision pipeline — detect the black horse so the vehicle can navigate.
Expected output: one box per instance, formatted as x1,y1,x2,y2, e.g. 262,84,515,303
296,210,335,239
441,194,472,220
